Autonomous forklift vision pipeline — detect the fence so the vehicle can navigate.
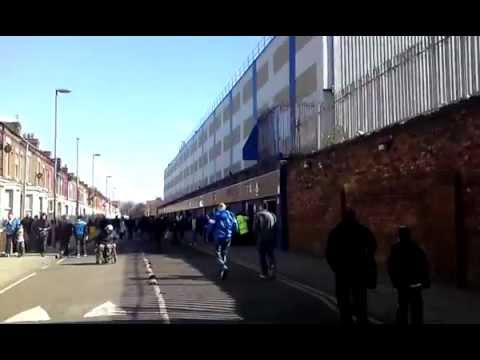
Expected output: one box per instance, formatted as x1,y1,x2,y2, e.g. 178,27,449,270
334,36,480,140
258,102,333,159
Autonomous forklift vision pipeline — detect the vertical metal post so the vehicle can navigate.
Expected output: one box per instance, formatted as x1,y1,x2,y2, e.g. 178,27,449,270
92,155,95,216
288,36,296,153
76,137,79,217
106,176,109,217
52,91,58,249
22,140,29,218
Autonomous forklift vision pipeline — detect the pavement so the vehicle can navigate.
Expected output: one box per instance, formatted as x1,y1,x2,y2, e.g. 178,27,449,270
0,254,57,290
187,231,480,324
0,235,339,324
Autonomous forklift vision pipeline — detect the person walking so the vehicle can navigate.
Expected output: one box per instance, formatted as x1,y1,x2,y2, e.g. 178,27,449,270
206,211,216,244
326,208,377,325
16,225,26,257
190,216,197,246
212,203,238,281
3,211,20,257
31,215,39,252
387,225,430,325
37,213,51,257
119,218,127,242
21,214,33,252
235,212,250,246
60,216,73,258
74,216,89,258
253,204,277,279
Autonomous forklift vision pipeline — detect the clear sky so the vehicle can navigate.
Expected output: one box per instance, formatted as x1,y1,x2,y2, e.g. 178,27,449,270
0,36,263,203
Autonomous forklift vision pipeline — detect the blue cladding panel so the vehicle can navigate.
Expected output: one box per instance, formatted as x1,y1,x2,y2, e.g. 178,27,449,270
242,125,258,161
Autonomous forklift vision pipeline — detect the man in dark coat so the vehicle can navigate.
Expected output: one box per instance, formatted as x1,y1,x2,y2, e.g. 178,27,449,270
60,216,73,258
326,208,377,325
36,213,51,257
387,225,430,325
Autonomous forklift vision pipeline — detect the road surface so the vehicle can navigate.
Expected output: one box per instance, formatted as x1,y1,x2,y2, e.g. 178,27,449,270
0,237,339,324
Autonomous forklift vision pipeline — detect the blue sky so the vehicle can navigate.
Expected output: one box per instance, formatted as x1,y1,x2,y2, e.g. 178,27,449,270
0,36,263,203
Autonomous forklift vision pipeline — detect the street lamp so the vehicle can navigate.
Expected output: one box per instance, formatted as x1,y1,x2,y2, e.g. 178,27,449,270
76,137,80,217
92,153,101,216
52,88,71,252
106,175,112,217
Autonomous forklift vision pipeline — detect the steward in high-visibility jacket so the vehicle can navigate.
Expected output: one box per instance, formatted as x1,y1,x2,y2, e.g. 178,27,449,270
236,214,249,236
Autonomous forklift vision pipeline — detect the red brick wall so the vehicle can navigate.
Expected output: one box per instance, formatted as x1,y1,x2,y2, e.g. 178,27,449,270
287,97,480,287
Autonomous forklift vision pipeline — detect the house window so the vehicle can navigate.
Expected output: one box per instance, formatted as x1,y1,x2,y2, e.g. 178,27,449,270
6,152,10,177
4,190,13,218
26,195,33,216
15,157,19,179
39,197,44,214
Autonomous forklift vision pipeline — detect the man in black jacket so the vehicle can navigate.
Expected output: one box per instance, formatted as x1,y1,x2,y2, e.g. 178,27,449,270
36,213,51,257
387,226,430,325
326,208,377,325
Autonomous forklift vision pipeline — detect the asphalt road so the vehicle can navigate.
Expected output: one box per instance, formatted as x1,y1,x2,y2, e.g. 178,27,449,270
0,236,339,324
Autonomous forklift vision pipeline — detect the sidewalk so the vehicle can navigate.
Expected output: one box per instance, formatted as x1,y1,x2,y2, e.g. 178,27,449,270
185,231,480,324
0,254,57,291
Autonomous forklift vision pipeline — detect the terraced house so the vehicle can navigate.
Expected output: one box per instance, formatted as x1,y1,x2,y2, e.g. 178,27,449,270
0,120,114,220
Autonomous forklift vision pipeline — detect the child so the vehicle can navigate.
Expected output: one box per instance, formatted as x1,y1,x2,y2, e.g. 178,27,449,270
16,225,26,257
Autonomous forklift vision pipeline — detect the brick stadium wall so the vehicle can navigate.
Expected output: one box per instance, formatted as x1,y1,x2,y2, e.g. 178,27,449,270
287,96,480,287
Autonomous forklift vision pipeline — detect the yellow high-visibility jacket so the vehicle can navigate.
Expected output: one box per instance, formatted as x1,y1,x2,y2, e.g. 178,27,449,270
236,215,249,235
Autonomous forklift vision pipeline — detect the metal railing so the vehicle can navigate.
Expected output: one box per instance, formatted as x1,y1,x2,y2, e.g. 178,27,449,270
334,36,480,140
257,102,326,159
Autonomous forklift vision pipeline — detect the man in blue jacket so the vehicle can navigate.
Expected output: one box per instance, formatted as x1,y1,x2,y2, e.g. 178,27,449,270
212,203,238,280
3,211,20,257
74,216,89,258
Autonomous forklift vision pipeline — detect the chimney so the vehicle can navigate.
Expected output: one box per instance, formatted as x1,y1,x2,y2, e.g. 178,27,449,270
41,151,51,158
27,133,40,148
5,122,22,135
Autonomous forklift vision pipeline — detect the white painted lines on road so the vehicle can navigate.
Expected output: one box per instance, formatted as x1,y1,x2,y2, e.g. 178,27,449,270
0,272,37,295
142,253,170,324
83,301,127,318
4,306,50,323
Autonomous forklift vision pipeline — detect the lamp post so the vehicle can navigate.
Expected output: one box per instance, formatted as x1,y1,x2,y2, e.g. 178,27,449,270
91,153,101,216
52,88,71,252
21,137,31,218
76,137,79,217
106,175,111,217
112,187,116,216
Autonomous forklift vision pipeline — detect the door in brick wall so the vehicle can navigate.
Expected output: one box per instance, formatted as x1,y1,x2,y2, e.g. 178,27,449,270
426,182,457,283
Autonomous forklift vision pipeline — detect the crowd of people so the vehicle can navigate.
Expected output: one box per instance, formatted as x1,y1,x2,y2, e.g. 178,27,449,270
146,203,431,326
1,202,432,325
1,212,132,258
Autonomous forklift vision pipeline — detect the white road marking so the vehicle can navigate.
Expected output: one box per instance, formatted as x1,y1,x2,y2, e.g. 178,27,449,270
195,246,383,324
142,253,170,324
0,272,37,295
4,306,50,323
83,301,127,318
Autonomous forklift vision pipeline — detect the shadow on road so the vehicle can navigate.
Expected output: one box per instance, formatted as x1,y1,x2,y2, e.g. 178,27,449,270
113,233,336,324
146,232,333,324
